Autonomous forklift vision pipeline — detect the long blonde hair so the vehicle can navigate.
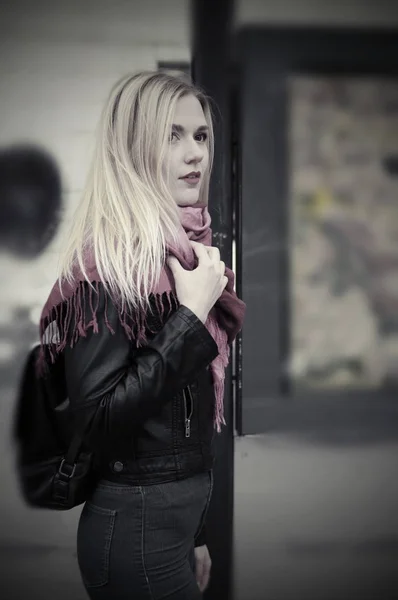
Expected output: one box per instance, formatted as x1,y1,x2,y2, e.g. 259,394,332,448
58,71,214,311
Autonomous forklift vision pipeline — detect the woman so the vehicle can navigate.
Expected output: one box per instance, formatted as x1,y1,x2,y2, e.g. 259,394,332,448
39,71,245,599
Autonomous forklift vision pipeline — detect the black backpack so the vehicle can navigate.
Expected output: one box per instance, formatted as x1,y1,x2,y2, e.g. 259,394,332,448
13,344,96,510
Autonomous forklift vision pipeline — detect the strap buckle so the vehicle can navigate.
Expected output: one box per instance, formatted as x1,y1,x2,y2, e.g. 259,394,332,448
58,459,76,479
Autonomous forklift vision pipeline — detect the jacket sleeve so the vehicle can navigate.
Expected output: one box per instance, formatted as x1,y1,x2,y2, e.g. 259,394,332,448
63,284,219,450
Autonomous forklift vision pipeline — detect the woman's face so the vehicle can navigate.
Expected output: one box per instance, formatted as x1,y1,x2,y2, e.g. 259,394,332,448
164,94,209,206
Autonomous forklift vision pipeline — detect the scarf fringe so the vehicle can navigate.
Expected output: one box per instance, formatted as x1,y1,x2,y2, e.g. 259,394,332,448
36,281,178,373
206,312,230,433
214,380,227,433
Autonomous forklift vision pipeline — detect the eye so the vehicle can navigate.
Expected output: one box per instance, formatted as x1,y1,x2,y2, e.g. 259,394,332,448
195,133,208,142
170,131,179,142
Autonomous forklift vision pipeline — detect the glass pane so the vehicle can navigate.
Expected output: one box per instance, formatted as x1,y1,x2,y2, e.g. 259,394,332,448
289,76,398,391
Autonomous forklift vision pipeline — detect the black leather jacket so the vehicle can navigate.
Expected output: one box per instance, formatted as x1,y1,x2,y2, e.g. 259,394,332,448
63,284,219,546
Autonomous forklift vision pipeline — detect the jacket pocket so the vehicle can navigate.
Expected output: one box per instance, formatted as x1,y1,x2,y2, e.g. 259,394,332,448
77,502,116,587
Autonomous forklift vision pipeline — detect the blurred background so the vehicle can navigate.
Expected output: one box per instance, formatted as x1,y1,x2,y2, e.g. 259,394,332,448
1,1,398,599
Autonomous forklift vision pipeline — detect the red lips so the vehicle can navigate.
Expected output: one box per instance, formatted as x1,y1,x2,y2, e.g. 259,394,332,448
180,171,201,179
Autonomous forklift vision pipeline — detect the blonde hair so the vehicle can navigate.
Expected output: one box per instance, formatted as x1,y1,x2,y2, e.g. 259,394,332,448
58,70,214,311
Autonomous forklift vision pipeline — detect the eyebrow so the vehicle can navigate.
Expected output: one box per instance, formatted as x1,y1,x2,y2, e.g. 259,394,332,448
171,124,209,134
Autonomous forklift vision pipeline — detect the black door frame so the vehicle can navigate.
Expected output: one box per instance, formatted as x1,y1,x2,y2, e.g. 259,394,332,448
192,1,235,600
237,26,398,440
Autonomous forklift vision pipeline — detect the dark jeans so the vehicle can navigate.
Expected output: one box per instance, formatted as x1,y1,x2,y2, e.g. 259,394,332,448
77,470,213,600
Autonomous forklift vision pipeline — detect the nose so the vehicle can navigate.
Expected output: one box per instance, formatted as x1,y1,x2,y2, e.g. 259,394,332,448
184,138,204,166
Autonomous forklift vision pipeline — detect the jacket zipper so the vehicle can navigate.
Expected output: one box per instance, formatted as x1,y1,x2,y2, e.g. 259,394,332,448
183,386,193,438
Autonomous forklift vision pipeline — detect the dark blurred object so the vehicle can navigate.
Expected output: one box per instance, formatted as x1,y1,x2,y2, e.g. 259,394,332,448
382,154,398,177
0,145,62,258
13,345,96,511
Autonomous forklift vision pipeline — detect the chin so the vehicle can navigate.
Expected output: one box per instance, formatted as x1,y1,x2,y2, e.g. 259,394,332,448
176,191,201,207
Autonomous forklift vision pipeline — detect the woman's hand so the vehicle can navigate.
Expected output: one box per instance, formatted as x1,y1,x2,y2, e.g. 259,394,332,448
194,544,212,593
167,241,227,324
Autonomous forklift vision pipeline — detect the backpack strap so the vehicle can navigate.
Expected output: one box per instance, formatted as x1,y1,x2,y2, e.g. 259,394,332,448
55,407,95,495
58,432,85,478
53,430,91,503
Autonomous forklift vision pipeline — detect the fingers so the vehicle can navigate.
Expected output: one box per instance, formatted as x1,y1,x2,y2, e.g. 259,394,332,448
172,243,227,290
166,256,183,274
200,559,211,593
190,240,211,264
195,554,205,591
206,246,220,262
195,553,211,593
190,241,223,268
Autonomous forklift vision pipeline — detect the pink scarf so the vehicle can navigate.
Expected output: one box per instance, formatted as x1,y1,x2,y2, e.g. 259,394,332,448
38,204,246,432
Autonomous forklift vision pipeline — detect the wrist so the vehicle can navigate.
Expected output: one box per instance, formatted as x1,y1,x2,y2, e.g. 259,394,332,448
181,303,207,324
